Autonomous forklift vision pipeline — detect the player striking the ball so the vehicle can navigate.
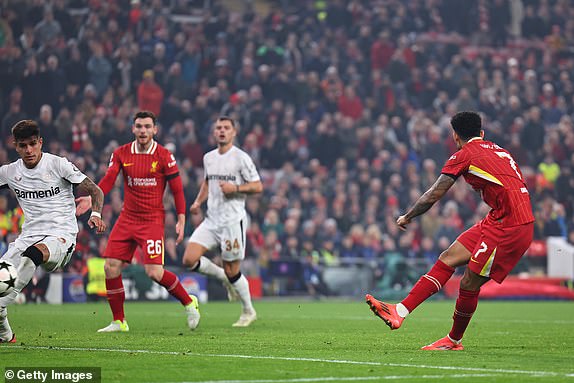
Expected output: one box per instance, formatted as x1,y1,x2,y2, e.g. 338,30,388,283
1,119,106,343
366,111,535,350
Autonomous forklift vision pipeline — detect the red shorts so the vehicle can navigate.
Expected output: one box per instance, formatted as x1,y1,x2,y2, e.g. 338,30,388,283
104,216,165,265
457,219,534,283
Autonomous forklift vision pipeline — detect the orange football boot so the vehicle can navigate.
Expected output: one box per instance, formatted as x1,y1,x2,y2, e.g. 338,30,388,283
421,336,464,351
365,294,404,330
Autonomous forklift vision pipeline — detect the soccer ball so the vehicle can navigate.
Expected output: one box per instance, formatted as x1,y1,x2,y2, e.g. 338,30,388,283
0,260,17,297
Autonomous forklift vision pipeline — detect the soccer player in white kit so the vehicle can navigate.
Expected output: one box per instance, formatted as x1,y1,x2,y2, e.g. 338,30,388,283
183,116,263,327
0,120,106,343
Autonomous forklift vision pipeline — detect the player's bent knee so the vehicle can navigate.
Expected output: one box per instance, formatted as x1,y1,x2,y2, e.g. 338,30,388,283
22,246,45,266
459,268,487,291
182,254,197,268
183,253,202,269
459,277,480,291
183,243,204,267
144,267,163,281
103,260,122,278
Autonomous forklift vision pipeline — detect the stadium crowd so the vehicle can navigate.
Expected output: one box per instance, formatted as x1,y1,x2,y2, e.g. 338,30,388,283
1,0,574,295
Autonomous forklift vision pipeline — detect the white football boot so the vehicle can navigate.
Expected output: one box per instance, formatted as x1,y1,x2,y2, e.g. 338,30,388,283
186,295,201,330
232,309,257,327
0,306,15,343
97,319,129,333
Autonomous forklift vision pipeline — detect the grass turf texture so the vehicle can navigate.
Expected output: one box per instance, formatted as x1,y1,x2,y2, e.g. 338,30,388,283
1,300,573,382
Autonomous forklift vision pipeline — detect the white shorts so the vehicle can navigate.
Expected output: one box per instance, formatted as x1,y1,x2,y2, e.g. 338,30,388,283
1,234,76,272
189,218,247,261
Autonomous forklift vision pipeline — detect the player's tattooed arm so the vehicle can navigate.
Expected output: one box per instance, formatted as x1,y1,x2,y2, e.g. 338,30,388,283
77,177,104,214
76,177,106,233
397,174,455,230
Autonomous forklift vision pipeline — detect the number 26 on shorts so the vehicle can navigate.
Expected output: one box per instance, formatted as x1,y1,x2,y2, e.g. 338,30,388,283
147,239,163,255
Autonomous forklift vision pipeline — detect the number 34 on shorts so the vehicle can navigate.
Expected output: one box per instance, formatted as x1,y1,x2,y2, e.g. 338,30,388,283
224,239,240,252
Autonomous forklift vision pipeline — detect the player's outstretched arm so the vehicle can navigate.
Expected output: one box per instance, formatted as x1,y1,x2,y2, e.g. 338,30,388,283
76,177,107,233
397,174,455,230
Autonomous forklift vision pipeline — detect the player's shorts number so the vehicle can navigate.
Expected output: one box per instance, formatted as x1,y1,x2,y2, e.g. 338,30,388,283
147,239,162,255
225,239,240,252
474,241,488,258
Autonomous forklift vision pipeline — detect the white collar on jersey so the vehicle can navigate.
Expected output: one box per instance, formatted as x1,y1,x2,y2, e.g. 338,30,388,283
131,140,157,154
467,137,483,143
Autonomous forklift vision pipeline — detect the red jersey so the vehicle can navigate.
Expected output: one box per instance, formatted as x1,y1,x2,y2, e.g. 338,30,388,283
441,138,535,227
100,140,180,224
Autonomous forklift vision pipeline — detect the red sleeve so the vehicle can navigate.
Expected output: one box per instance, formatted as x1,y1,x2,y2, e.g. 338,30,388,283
168,175,186,215
441,149,470,178
163,149,179,177
163,148,185,215
98,150,121,195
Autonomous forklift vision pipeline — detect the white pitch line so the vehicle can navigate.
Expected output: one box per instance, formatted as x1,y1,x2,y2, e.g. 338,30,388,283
164,374,503,383
6,345,573,378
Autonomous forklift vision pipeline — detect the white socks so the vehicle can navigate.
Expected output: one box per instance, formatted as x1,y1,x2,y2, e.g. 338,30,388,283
232,274,254,313
396,303,410,318
0,257,37,306
448,334,462,344
194,257,254,313
196,256,226,281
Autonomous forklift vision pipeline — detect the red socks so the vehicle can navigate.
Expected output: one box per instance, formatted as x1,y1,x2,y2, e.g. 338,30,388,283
401,260,455,312
158,270,192,306
105,271,192,321
105,276,125,321
397,259,479,342
449,288,480,341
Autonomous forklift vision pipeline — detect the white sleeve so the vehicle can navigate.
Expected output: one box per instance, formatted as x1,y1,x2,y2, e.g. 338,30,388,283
0,166,7,188
202,154,208,180
57,157,87,184
239,152,260,182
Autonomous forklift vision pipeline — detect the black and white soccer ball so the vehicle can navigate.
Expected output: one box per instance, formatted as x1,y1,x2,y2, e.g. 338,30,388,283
0,260,17,297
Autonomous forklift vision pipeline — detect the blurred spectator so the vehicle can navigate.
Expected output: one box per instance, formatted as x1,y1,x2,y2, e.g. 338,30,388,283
137,70,164,116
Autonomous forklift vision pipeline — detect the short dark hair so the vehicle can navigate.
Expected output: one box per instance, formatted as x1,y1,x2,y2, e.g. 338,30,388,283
12,120,40,141
217,115,236,128
450,111,482,141
133,110,157,125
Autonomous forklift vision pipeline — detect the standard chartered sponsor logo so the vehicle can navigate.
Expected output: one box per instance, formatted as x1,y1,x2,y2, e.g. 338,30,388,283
127,176,157,187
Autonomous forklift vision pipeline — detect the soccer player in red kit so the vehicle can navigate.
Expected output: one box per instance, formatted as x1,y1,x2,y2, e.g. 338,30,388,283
366,111,534,350
76,110,200,332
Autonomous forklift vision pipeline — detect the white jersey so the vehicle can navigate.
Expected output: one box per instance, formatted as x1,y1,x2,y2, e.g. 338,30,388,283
0,152,87,238
203,146,260,227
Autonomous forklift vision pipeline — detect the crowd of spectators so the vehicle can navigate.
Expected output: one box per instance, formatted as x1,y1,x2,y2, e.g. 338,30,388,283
1,0,574,295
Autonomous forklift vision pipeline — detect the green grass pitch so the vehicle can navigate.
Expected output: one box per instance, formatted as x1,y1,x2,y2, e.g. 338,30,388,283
1,300,573,382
